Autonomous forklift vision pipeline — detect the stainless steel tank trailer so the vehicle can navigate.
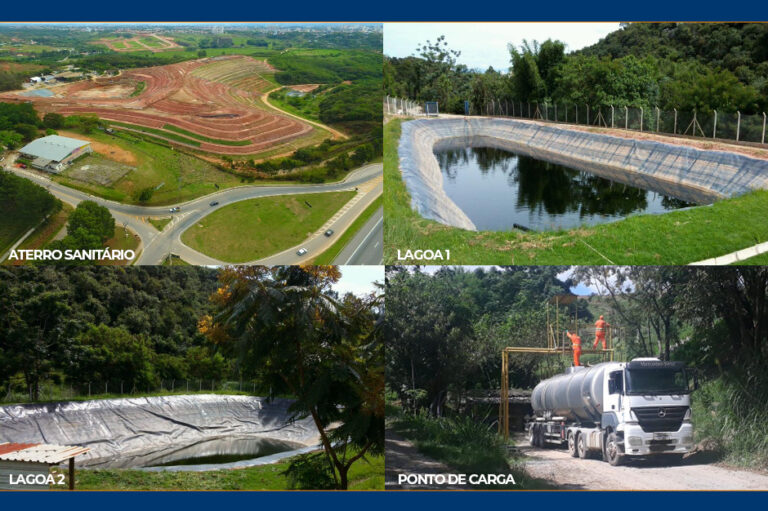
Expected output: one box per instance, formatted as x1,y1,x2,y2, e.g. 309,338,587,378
527,358,697,466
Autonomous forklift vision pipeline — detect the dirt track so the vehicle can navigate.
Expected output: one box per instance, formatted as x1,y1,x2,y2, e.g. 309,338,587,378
518,435,768,490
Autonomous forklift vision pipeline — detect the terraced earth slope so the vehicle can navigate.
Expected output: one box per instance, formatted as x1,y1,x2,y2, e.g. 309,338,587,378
0,56,314,155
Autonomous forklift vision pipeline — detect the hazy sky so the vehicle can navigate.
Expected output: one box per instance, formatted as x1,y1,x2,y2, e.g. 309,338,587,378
334,265,382,296
384,23,622,72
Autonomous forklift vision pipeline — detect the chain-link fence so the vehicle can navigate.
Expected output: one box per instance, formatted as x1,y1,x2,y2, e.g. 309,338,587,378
384,95,425,117
1,379,260,404
477,99,768,146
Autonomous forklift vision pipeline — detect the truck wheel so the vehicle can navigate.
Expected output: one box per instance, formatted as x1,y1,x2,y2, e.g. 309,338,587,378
567,432,578,458
605,432,624,466
527,426,535,446
534,425,543,448
578,433,589,459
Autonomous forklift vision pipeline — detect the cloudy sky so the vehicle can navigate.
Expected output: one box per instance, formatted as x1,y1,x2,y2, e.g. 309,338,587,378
334,265,383,296
384,23,622,72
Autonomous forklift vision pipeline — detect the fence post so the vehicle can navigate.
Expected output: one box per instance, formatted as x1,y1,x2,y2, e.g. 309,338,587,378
762,112,766,144
172,379,175,391
625,106,628,130
88,382,91,397
527,102,531,118
611,105,614,128
640,107,643,132
565,103,568,123
674,108,678,134
105,382,108,395
656,107,660,132
713,110,717,139
554,103,557,121
575,104,578,124
586,104,590,126
736,111,741,141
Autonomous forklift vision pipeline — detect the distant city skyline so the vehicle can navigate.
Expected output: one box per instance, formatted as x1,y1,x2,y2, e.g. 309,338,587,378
384,23,621,72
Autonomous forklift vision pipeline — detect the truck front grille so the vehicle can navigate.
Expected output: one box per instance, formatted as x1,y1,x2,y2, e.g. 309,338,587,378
632,406,687,433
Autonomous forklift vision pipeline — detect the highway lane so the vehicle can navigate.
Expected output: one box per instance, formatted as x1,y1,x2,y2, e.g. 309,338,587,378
333,208,383,265
4,160,382,265
250,179,382,266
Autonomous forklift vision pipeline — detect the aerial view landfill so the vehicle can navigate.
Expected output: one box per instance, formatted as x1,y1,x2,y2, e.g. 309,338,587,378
2,20,768,496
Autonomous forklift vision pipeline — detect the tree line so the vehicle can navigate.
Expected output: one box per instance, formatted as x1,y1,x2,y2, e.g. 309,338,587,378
384,24,768,115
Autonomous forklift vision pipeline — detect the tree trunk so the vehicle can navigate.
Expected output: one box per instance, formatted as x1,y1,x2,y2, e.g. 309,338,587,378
338,465,349,490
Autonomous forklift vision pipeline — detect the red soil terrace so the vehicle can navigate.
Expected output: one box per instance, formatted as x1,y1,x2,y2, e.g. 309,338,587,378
1,56,313,155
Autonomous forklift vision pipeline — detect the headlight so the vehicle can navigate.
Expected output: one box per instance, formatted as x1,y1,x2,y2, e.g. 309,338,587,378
683,408,691,421
627,436,642,447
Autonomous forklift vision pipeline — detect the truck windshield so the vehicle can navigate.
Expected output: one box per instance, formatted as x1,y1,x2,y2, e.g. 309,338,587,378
625,368,690,395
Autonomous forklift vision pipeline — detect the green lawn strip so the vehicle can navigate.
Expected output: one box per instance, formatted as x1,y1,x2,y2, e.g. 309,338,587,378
148,217,172,231
384,118,768,265
161,254,190,266
161,124,252,146
109,122,202,147
181,191,355,263
100,226,141,265
130,81,146,97
312,196,382,264
51,451,383,490
52,130,242,206
731,251,768,265
13,203,73,252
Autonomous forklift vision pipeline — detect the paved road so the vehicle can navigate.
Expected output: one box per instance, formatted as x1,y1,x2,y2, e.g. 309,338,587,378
4,159,382,265
333,208,383,265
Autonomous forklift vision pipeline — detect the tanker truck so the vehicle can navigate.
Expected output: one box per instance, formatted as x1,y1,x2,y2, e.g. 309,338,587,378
526,358,696,466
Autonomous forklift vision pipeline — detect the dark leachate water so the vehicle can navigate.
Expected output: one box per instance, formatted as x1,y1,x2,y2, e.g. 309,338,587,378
139,437,301,468
435,147,693,232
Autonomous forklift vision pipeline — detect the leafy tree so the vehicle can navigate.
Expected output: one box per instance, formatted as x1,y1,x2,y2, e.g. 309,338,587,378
43,113,65,129
200,266,384,489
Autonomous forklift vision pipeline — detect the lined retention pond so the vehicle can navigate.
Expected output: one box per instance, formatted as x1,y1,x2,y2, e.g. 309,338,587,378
435,146,697,231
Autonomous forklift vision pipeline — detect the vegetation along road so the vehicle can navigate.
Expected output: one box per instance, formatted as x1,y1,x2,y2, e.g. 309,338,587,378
4,162,382,265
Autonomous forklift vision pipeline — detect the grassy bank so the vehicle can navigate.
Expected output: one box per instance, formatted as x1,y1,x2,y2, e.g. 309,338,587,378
312,196,382,264
388,404,550,489
384,118,768,265
52,130,242,206
51,451,383,490
181,191,355,262
692,378,768,470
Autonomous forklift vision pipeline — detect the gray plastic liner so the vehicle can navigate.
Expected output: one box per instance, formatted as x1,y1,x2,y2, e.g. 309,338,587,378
399,118,768,230
0,394,319,469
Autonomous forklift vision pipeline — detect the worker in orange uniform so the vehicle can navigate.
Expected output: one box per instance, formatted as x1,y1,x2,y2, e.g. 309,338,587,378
566,330,582,366
593,315,610,350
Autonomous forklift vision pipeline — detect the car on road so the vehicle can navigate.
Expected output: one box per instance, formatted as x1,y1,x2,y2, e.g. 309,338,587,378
296,248,308,256
209,201,219,207
169,206,181,213
324,229,334,237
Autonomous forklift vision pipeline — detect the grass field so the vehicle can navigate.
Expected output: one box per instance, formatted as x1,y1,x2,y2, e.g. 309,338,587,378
148,217,172,231
181,191,355,262
384,119,768,265
312,196,381,264
733,252,768,265
101,226,141,265
52,130,243,206
268,87,323,123
0,203,71,262
51,450,383,490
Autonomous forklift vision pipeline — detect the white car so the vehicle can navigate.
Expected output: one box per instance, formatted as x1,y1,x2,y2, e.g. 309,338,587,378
296,248,308,256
